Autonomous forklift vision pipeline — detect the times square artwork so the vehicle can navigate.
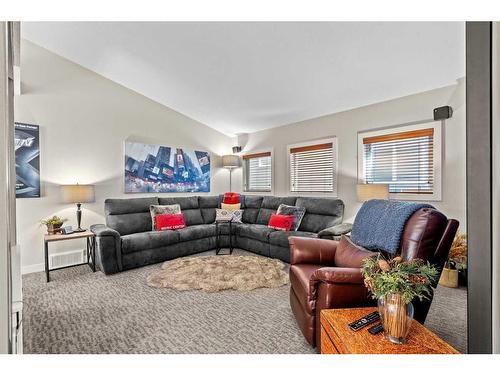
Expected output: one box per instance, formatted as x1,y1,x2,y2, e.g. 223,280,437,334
124,141,211,193
15,122,41,198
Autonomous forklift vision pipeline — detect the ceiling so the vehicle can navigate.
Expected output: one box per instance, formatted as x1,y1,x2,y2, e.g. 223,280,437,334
22,22,464,136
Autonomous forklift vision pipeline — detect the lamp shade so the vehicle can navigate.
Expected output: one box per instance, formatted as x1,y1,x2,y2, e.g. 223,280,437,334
222,155,241,169
60,184,95,204
357,183,389,202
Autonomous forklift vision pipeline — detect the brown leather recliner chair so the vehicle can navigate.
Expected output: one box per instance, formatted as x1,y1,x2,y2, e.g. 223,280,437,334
288,207,459,348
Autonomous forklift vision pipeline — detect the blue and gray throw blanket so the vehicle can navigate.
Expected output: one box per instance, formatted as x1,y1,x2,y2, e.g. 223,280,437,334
350,199,434,254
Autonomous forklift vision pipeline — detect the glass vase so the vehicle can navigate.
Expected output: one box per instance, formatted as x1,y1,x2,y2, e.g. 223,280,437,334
378,293,414,344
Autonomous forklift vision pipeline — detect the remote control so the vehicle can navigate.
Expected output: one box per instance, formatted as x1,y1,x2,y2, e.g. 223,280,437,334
368,323,384,335
348,311,380,331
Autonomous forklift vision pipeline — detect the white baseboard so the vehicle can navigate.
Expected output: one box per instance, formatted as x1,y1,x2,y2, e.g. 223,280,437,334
21,263,44,275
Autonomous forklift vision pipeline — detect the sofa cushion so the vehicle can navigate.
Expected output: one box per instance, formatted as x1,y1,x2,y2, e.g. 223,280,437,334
121,230,180,254
105,197,159,215
240,195,263,224
295,197,344,233
107,212,153,236
199,196,220,224
177,224,216,242
236,224,275,242
105,197,159,235
269,230,317,248
159,196,199,209
181,209,204,226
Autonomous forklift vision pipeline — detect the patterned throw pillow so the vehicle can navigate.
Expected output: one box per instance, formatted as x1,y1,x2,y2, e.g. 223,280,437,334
150,204,181,230
221,203,241,211
276,204,306,231
231,209,243,223
215,208,243,223
215,209,234,222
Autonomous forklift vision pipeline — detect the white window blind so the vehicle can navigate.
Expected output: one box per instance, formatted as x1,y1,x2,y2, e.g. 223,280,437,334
289,141,336,193
243,152,272,192
362,128,434,194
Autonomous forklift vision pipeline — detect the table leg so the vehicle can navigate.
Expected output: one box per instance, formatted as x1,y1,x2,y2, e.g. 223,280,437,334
229,221,233,255
44,241,50,282
91,237,96,272
215,221,220,255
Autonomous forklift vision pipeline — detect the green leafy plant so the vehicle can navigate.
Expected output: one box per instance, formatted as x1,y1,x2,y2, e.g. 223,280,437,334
40,215,67,226
362,254,439,304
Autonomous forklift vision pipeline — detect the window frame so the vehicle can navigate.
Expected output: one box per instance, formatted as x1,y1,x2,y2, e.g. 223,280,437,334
357,121,442,201
242,148,274,194
286,137,338,196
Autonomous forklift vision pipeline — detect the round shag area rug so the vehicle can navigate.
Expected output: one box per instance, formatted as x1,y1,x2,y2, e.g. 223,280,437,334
146,255,289,292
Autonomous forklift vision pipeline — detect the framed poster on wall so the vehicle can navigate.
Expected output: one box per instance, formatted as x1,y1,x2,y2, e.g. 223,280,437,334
14,122,40,198
124,141,211,193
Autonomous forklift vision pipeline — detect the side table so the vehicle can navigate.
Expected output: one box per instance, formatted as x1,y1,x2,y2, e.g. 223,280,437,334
320,307,459,354
43,230,96,282
215,220,233,255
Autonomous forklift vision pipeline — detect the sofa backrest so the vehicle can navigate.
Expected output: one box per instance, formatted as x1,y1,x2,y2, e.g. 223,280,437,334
104,195,345,235
105,197,159,235
295,197,344,233
158,197,204,226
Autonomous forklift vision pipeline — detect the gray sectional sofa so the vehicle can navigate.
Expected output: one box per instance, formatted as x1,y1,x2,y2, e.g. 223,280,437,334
90,195,347,275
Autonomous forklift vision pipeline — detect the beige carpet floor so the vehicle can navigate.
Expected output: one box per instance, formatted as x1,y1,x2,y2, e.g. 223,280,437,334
22,249,467,354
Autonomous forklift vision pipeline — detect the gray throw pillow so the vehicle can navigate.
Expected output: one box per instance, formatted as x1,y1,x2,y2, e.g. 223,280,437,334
150,204,181,230
276,204,306,231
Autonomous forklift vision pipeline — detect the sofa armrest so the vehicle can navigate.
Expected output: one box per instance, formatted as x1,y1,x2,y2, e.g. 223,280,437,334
318,223,353,239
90,224,122,274
288,236,338,265
90,224,120,240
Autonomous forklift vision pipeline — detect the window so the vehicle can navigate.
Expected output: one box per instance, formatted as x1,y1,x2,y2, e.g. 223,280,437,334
357,122,442,200
288,139,337,194
243,151,272,192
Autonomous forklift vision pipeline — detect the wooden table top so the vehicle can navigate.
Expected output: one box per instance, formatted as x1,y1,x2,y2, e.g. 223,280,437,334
44,230,95,243
321,307,460,354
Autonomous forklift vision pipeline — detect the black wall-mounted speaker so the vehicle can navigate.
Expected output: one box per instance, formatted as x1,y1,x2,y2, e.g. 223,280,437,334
433,106,453,120
232,146,242,153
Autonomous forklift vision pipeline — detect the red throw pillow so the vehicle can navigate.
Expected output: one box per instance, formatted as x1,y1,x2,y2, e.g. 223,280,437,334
223,192,240,204
155,213,186,231
268,214,295,231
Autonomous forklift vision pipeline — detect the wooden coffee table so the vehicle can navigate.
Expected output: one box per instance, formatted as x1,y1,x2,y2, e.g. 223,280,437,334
320,307,460,354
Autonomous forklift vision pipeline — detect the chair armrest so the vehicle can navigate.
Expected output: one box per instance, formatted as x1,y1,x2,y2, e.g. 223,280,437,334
309,267,366,301
311,267,364,284
318,223,353,239
90,224,122,274
288,236,338,265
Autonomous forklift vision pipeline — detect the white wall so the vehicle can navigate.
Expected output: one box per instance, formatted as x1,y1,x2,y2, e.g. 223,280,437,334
235,80,466,226
15,41,236,273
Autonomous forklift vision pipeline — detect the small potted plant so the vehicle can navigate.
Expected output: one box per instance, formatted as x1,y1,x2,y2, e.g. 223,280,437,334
439,233,467,288
40,215,67,235
362,255,438,344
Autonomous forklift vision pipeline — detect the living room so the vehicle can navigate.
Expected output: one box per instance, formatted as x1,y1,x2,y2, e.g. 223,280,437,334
1,1,499,373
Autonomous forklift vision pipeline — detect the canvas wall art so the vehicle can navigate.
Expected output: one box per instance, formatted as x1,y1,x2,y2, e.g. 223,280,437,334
124,141,211,193
14,122,40,198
